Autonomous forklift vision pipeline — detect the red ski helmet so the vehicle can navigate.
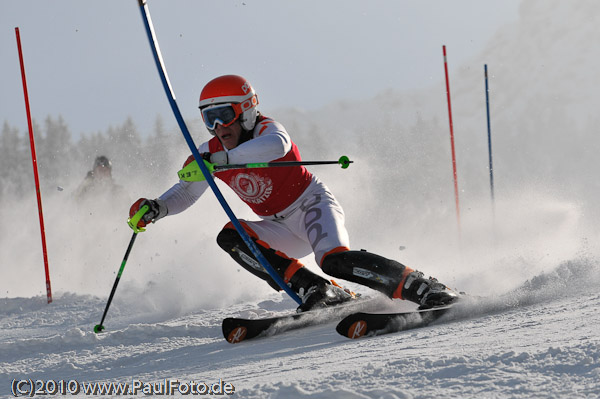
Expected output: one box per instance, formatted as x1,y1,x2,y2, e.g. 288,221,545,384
198,75,259,133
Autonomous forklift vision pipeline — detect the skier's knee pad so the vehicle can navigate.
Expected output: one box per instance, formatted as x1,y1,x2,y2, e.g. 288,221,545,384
216,221,259,253
217,227,238,252
216,228,276,290
216,227,297,291
217,227,292,272
322,250,409,297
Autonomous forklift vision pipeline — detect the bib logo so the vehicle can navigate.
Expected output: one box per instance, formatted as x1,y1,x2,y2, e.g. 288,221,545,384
230,173,273,204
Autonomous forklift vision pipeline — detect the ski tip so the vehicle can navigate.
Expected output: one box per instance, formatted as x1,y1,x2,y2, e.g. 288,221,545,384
336,317,369,339
346,320,368,339
93,324,105,334
226,326,248,344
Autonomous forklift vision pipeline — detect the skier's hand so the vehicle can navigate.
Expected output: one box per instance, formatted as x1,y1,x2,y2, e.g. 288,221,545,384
182,152,228,168
178,152,227,182
128,198,167,229
182,154,196,168
207,151,228,166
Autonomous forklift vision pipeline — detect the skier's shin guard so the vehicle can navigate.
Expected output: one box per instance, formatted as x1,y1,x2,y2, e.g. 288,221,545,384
287,267,331,298
321,250,413,298
216,227,328,294
217,227,286,291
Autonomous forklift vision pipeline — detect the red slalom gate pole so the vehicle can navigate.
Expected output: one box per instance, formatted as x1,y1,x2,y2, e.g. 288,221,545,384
15,27,53,304
442,45,461,232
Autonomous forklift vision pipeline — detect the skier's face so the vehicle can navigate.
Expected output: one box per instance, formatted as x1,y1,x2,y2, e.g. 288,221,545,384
214,120,243,150
94,164,111,179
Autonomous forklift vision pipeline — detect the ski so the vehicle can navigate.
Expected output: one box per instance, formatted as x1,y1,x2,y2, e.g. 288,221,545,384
222,297,379,343
223,311,315,343
336,305,454,339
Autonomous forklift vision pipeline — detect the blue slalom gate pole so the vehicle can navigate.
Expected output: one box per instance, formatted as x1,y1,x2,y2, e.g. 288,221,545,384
137,0,301,305
484,64,495,203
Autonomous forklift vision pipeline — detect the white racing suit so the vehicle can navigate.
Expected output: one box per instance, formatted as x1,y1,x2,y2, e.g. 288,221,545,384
157,115,456,307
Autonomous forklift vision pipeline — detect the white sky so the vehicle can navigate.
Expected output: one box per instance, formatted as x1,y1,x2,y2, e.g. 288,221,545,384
1,0,520,138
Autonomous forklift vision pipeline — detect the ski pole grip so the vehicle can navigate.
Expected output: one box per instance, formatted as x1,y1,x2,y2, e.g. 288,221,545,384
178,160,216,182
127,204,150,233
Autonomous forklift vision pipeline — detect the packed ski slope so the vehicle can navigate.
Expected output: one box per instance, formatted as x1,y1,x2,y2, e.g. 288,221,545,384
1,260,599,398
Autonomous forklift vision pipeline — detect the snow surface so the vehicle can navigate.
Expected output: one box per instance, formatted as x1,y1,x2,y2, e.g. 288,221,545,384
4,1,600,398
2,260,600,398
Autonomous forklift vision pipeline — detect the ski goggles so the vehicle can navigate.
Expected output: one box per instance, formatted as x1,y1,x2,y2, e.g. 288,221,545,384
201,103,241,130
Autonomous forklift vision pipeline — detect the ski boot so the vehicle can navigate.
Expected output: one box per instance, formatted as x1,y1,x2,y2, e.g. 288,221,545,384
401,271,459,309
296,279,356,313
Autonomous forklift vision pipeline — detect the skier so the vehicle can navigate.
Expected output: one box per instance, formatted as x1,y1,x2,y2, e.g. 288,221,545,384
129,75,458,311
75,155,127,202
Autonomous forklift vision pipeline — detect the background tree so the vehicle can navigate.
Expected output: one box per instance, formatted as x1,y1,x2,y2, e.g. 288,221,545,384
0,121,29,199
37,116,74,191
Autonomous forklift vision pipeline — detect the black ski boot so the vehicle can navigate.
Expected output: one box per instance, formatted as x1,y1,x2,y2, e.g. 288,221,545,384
321,250,459,309
401,271,459,309
296,280,355,313
291,268,355,313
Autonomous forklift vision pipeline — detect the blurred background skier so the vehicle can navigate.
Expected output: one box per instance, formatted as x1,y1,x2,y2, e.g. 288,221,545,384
129,75,459,311
75,155,128,205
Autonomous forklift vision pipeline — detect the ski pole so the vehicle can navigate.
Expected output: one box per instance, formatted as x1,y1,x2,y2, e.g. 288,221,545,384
484,64,495,204
217,155,352,171
94,206,148,333
178,156,353,182
138,0,302,305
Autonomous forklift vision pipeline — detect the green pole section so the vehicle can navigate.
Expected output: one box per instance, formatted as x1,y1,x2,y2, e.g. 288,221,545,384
94,206,148,333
